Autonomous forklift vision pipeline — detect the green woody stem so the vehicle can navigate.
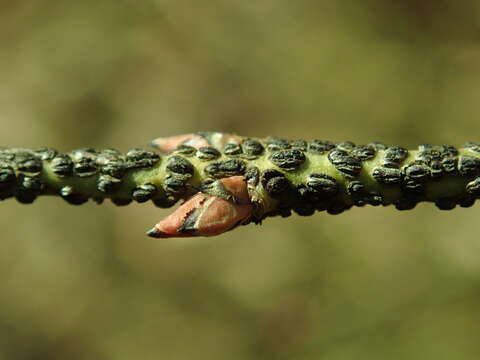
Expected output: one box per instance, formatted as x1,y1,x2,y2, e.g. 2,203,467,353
2,134,480,223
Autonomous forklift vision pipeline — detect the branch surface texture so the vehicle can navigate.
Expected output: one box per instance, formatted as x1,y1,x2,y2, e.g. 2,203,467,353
2,132,480,238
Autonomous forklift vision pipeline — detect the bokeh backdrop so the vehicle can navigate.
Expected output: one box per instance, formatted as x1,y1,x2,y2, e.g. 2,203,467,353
1,1,480,359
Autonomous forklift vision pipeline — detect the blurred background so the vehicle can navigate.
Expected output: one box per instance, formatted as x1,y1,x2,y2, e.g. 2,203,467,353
1,1,480,359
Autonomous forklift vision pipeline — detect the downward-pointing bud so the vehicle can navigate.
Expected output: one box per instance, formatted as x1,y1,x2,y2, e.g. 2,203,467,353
147,176,253,238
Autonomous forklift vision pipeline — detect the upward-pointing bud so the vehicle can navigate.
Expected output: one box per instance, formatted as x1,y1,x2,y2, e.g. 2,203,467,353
150,132,243,153
150,134,209,153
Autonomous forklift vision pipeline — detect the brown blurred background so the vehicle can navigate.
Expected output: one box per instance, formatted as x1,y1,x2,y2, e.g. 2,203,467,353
1,1,480,359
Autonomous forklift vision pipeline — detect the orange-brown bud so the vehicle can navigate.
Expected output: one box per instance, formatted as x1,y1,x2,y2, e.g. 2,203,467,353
147,176,253,238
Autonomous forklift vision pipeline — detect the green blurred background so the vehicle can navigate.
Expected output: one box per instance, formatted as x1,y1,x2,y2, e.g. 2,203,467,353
1,1,480,359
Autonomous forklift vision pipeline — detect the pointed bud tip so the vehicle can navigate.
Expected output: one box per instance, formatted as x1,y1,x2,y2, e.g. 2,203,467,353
146,226,183,239
146,227,162,238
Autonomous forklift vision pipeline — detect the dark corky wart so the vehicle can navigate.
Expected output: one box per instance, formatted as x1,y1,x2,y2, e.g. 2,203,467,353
265,137,291,152
132,184,158,203
223,143,243,156
308,140,335,154
70,148,98,178
51,154,74,177
305,174,338,199
204,159,246,178
383,146,408,167
196,147,221,161
97,175,122,193
125,149,160,169
351,145,376,161
242,139,264,158
166,156,194,176
372,166,403,184
328,149,362,177
269,149,306,171
172,145,197,156
261,169,291,197
458,156,480,176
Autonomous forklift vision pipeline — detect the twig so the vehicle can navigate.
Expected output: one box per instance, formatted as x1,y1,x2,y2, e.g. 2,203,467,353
1,132,479,238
